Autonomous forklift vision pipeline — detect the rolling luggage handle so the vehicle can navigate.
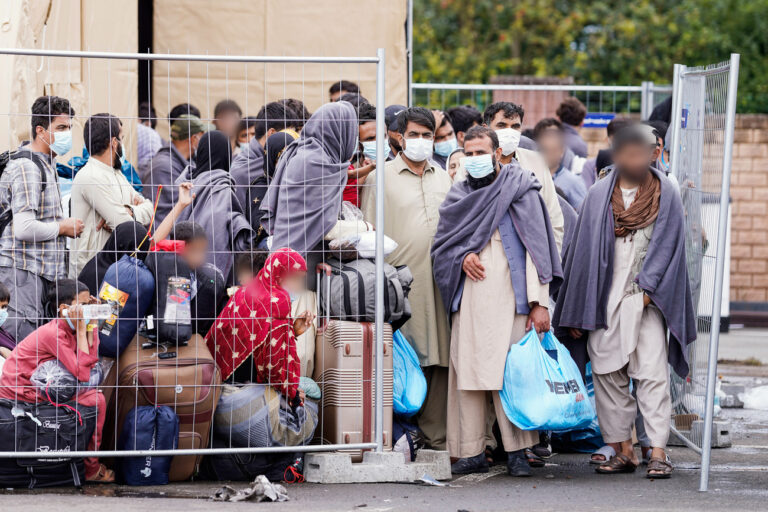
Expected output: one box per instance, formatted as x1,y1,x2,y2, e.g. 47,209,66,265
316,263,332,329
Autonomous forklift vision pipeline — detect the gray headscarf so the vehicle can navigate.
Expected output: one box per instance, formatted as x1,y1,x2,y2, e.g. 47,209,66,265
261,101,358,255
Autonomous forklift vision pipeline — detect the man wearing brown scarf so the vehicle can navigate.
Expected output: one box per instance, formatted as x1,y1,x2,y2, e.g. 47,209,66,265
567,124,674,479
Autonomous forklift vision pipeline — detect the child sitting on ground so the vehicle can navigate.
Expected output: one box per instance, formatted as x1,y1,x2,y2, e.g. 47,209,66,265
205,248,314,399
0,279,114,483
231,250,269,294
167,220,227,336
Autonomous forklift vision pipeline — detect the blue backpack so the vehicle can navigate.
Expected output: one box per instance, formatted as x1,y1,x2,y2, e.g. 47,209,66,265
98,255,155,358
118,406,179,486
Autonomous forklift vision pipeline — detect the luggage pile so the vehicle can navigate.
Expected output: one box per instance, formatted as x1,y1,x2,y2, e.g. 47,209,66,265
0,244,419,488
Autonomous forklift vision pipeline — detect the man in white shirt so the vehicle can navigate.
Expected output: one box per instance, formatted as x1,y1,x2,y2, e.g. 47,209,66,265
70,113,154,277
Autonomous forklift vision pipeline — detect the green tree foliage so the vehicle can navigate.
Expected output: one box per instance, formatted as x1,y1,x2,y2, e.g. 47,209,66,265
413,0,768,112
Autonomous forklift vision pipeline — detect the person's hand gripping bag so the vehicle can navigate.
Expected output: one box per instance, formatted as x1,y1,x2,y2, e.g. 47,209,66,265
499,330,596,431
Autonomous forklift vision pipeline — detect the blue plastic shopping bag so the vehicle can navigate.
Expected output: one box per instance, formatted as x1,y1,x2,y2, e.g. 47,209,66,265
551,362,604,452
392,330,427,416
500,330,596,431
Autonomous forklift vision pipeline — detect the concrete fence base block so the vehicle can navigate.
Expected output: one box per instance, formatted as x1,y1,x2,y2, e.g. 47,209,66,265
669,420,733,448
304,449,451,484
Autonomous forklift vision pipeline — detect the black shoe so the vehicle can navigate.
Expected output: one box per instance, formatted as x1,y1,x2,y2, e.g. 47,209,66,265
507,450,532,477
532,432,552,458
451,452,489,475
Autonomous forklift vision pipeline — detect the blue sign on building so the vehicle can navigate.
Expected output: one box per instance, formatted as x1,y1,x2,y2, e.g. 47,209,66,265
583,112,616,129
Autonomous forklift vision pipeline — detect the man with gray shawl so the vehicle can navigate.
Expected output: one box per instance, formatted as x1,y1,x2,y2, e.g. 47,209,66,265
553,125,696,480
260,101,359,269
431,126,562,477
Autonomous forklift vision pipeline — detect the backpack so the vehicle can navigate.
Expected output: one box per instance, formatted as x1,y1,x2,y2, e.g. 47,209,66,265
98,255,156,358
145,248,193,345
0,150,49,235
118,405,179,486
319,258,413,331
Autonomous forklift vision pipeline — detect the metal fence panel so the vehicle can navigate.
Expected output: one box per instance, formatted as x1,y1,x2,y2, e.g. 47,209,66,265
0,48,387,466
668,54,740,491
411,82,672,124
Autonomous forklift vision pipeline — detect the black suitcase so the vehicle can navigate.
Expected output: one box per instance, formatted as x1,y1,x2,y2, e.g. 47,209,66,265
0,399,97,488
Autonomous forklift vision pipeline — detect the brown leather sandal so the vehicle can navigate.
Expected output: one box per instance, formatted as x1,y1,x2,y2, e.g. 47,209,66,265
646,457,673,479
595,453,637,474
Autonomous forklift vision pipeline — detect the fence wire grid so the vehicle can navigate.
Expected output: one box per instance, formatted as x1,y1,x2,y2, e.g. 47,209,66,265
0,48,389,478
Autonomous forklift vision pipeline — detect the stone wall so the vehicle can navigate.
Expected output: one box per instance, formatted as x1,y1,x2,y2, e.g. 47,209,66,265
580,114,768,303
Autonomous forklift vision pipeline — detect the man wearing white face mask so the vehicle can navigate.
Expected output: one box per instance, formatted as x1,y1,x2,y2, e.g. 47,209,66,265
480,102,564,251
361,107,453,451
0,96,84,342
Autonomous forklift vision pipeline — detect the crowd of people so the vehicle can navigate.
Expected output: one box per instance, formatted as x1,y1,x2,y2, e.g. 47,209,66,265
0,79,695,482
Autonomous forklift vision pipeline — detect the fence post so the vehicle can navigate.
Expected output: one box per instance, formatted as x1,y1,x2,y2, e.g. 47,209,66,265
407,0,414,107
699,53,740,492
668,64,685,181
641,81,653,120
374,47,387,453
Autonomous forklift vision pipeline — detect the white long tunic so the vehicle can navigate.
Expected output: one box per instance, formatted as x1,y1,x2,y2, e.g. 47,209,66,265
588,187,656,374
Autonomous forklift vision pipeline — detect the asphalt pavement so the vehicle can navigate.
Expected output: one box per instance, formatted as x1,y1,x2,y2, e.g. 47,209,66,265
1,362,766,511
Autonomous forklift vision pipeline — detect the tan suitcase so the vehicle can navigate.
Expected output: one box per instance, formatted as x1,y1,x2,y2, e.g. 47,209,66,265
106,334,221,481
313,320,393,460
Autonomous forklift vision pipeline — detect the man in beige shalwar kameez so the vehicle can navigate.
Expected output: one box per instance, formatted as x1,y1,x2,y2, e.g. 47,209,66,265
360,107,453,449
431,127,563,477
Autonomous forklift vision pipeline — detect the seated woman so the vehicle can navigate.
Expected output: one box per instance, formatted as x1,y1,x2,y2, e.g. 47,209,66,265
205,248,314,404
0,279,114,482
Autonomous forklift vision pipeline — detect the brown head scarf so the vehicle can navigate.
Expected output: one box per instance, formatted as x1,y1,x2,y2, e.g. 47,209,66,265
611,168,661,237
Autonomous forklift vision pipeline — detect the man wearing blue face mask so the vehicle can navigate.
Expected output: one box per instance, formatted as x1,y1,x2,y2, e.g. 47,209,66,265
361,106,453,451
431,126,563,477
0,96,84,342
431,110,458,169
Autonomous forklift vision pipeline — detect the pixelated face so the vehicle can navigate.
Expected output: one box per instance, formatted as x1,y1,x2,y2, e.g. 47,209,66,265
537,130,566,170
279,271,308,297
182,238,209,270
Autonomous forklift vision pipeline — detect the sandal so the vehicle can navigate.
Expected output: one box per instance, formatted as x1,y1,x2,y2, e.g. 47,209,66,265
86,464,115,483
595,454,637,474
646,456,673,479
590,445,616,465
524,448,545,468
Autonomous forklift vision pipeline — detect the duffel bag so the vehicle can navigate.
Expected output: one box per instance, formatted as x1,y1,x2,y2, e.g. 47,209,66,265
319,258,412,330
118,405,179,485
199,434,295,482
213,384,318,448
145,243,193,345
0,398,97,488
98,255,155,358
